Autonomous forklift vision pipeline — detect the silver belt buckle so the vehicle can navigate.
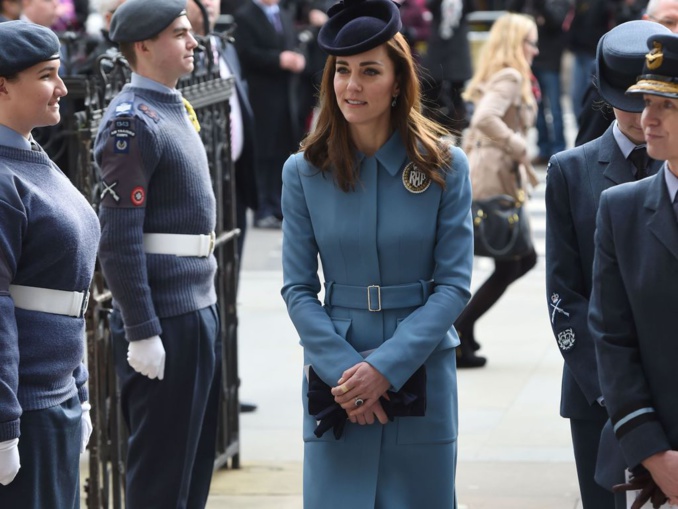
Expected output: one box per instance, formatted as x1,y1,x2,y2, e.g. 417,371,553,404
208,231,216,256
367,285,381,312
79,289,90,318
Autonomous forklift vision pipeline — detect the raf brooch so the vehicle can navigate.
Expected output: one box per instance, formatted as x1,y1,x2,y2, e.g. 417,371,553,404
402,162,431,194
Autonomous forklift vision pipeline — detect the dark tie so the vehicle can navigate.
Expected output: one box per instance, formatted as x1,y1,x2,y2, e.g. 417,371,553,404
268,10,282,33
628,147,649,180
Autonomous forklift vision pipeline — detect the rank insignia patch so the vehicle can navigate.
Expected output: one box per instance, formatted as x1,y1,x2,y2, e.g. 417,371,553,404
130,186,145,206
138,103,160,123
557,328,575,351
115,102,132,116
402,162,431,194
549,292,570,324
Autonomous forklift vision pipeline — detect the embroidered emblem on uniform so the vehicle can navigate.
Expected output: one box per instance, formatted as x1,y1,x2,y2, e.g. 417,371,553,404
130,186,145,206
557,328,575,351
101,179,120,203
138,103,160,123
402,162,431,194
646,41,664,71
114,139,129,153
111,119,136,138
115,102,132,115
550,292,570,324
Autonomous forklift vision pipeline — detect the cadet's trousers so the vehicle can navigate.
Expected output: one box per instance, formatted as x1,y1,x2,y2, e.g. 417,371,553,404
111,304,220,509
571,418,616,509
0,395,81,509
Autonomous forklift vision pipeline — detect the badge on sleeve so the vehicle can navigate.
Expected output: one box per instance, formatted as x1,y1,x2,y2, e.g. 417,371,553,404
115,102,133,116
557,328,575,351
402,162,431,194
549,293,570,324
130,187,145,206
111,118,136,154
138,104,160,123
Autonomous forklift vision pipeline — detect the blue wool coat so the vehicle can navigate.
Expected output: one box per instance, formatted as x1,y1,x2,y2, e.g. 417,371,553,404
281,132,473,509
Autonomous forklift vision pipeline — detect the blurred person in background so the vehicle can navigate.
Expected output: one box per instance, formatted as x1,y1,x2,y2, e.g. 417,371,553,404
508,0,570,165
421,0,473,133
0,0,21,21
234,0,305,229
545,20,669,509
21,0,59,27
455,12,540,368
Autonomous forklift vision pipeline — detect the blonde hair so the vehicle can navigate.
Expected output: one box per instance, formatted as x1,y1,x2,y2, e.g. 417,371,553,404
463,13,537,106
302,32,452,192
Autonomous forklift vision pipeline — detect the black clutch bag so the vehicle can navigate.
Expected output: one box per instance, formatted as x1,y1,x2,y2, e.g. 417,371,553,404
307,365,427,440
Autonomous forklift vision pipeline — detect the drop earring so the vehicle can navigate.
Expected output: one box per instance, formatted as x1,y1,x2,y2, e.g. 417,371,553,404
391,96,397,108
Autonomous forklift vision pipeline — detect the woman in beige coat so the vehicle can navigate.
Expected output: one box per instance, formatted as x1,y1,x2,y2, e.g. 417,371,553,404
455,13,540,367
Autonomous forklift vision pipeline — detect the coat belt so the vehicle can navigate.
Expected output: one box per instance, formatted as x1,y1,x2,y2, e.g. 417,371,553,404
324,280,434,312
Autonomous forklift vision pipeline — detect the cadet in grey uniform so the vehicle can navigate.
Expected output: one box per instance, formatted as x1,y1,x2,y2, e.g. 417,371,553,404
94,1,220,507
0,21,100,508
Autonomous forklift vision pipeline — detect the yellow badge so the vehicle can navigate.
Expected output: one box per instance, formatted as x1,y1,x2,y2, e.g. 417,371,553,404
182,97,201,133
646,41,664,71
402,162,431,194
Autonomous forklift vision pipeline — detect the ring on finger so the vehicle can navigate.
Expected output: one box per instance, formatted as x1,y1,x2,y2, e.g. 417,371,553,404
354,397,364,408
339,384,349,394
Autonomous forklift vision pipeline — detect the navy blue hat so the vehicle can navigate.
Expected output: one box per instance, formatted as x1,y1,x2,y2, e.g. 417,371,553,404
110,0,187,43
596,20,671,112
318,0,401,56
0,21,60,77
627,33,678,99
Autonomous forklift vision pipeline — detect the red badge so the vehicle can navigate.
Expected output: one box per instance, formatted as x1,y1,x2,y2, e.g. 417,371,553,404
130,187,145,206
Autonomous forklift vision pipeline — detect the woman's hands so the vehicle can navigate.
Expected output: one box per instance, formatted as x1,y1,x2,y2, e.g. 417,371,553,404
331,362,391,425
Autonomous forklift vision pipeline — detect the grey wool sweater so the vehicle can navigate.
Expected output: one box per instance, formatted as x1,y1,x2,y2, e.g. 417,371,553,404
94,80,217,341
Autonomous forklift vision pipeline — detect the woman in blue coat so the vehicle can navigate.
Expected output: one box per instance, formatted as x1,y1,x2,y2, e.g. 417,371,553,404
280,0,474,507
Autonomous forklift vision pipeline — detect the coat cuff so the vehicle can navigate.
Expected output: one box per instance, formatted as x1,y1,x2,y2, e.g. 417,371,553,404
619,420,672,469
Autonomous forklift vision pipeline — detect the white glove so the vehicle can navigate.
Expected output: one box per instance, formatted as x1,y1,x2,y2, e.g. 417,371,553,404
0,438,20,486
81,401,93,454
127,335,165,380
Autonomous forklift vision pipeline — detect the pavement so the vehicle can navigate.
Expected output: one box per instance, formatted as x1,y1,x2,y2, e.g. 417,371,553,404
205,137,588,507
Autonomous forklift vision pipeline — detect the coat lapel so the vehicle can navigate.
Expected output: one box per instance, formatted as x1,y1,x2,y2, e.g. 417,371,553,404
646,165,678,261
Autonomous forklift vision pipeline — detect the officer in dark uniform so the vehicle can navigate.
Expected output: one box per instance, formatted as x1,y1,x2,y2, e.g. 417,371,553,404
545,20,669,509
0,21,99,507
590,31,678,509
95,1,220,507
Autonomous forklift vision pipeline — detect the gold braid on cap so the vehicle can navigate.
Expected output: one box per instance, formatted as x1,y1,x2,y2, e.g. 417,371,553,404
628,79,678,95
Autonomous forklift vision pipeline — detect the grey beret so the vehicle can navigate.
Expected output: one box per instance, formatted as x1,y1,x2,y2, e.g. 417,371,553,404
110,0,187,43
0,21,60,76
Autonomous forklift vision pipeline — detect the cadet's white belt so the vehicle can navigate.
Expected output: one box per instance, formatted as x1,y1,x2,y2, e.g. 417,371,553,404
143,232,215,257
9,284,90,318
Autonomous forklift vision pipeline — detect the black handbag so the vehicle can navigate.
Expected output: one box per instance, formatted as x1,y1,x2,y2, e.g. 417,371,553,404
472,162,533,260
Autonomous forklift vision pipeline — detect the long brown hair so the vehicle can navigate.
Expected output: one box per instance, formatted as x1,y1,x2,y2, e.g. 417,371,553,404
302,32,452,192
